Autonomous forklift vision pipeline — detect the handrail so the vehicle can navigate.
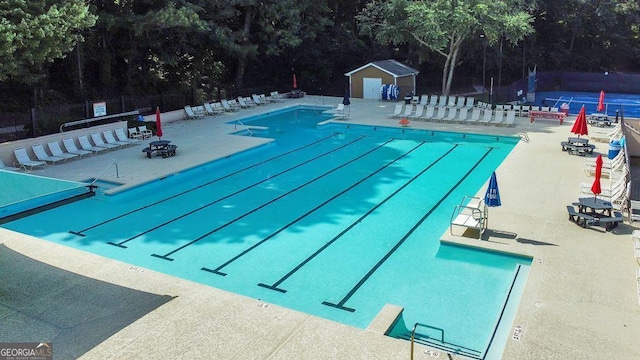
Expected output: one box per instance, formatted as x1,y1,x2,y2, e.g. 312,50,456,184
88,162,119,191
517,132,530,143
410,322,445,360
60,110,139,132
234,119,253,136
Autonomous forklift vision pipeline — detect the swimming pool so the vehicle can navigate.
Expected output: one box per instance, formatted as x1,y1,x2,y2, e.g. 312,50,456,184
2,107,530,359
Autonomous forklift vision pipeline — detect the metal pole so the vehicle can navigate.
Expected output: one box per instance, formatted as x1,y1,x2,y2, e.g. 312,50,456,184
481,35,486,98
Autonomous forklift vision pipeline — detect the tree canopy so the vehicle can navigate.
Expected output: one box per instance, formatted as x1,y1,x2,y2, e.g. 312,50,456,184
1,0,640,110
357,0,534,96
0,0,96,84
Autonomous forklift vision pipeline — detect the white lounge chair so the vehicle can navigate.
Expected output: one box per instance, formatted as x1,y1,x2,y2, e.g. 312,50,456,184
63,137,93,157
408,105,425,119
259,94,272,104
490,110,505,126
464,97,475,108
251,94,265,106
115,128,141,144
455,96,466,108
418,106,435,121
103,130,129,147
389,103,403,118
0,158,20,171
437,95,448,107
466,108,482,124
91,132,119,150
448,96,457,107
128,127,143,140
432,106,447,122
478,109,493,125
502,110,516,127
454,107,469,123
47,140,79,161
32,143,65,164
13,147,46,170
443,108,458,122
269,91,285,102
221,99,239,112
78,134,108,153
419,95,428,106
237,97,256,108
428,95,438,106
400,104,414,118
184,105,205,119
138,125,153,139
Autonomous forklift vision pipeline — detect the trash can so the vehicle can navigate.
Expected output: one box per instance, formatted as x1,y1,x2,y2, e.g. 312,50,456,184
560,103,569,115
608,140,621,159
404,93,412,105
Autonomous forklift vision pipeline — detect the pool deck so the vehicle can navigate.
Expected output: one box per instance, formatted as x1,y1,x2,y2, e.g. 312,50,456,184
2,96,640,359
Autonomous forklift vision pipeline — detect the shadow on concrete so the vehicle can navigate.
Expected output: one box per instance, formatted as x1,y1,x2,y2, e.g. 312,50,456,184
0,244,174,360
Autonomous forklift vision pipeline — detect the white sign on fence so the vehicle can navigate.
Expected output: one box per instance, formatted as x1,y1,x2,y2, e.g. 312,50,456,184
93,102,107,117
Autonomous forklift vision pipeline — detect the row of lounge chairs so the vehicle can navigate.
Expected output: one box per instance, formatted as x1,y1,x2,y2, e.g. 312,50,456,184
413,94,476,109
184,92,286,119
8,128,140,171
390,104,516,127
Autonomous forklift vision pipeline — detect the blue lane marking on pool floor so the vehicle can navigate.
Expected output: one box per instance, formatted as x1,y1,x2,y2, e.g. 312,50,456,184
152,137,391,261
256,144,459,293
322,147,493,312
203,140,429,277
69,133,340,238
108,135,367,250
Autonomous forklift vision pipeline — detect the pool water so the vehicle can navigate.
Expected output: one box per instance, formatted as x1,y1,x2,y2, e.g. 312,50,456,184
2,107,530,358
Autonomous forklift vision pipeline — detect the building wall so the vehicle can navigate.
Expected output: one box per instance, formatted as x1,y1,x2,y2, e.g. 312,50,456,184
396,77,415,97
349,67,395,98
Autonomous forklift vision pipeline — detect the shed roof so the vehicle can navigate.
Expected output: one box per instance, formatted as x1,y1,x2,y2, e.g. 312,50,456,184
345,59,419,77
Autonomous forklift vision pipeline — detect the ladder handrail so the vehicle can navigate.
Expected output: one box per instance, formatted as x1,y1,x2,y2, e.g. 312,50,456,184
88,162,119,190
234,119,253,136
410,322,445,360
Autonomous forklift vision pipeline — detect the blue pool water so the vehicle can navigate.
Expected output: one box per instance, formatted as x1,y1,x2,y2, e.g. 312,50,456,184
2,107,530,358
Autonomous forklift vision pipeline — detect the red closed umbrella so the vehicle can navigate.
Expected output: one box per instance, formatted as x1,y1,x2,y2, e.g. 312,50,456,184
597,90,605,112
155,106,163,139
292,73,297,89
591,154,602,198
570,106,588,138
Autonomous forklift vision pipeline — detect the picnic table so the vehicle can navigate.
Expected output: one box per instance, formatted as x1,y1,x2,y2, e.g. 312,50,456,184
560,137,595,156
529,110,566,125
588,113,611,127
142,140,177,158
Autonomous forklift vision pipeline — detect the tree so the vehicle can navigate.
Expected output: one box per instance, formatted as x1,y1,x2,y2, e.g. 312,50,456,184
0,0,96,84
357,0,534,96
200,0,330,90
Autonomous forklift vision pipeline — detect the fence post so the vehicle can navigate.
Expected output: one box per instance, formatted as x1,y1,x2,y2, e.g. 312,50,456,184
30,107,37,138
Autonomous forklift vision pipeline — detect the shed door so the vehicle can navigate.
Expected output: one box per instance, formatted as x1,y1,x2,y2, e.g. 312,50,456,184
362,78,382,99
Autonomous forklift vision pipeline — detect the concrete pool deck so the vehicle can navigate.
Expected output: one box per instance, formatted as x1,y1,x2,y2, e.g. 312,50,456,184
1,96,639,359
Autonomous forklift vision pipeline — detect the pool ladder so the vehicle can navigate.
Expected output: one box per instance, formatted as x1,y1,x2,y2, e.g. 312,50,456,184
88,162,119,191
234,119,253,136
